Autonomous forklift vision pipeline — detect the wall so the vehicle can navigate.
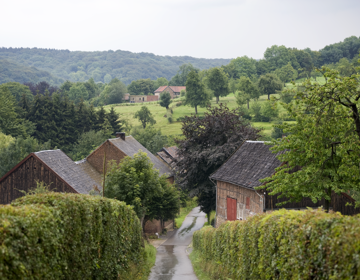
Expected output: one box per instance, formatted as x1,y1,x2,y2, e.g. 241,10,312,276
0,156,77,205
129,95,147,103
162,87,176,99
144,219,174,234
87,141,127,174
146,95,159,102
216,181,263,227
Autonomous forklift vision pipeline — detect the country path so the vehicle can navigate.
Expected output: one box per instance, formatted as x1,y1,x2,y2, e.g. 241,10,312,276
148,206,206,280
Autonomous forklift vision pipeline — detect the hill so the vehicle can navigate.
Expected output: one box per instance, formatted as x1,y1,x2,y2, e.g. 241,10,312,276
0,48,231,85
0,58,61,85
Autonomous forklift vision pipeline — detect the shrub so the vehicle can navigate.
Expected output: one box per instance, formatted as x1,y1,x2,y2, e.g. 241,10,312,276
193,209,360,279
1,193,145,279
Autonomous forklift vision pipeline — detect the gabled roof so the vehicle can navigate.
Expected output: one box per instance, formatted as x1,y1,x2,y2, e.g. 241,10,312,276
35,150,102,194
162,146,179,159
154,86,186,93
210,141,285,190
108,136,173,177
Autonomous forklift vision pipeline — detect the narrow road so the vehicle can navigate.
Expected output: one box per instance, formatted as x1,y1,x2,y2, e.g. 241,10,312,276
148,206,206,280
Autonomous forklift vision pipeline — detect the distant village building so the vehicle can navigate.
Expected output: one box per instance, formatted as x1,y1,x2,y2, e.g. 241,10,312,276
210,141,360,227
0,133,174,234
129,95,159,103
154,86,186,99
123,93,130,101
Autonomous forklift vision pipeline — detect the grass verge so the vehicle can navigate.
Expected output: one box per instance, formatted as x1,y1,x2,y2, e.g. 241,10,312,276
189,249,213,280
139,242,157,280
203,210,216,226
175,197,198,228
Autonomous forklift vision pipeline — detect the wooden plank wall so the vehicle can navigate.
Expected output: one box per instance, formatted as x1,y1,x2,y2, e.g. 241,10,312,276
0,156,77,205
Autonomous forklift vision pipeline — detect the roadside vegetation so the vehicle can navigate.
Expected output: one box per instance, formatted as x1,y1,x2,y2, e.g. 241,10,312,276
175,196,198,228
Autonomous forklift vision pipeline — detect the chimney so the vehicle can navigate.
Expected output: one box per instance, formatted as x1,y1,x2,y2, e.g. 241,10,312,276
116,132,126,141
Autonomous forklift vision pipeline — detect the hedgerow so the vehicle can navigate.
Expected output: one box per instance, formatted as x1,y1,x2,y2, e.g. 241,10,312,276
1,193,145,279
192,209,360,279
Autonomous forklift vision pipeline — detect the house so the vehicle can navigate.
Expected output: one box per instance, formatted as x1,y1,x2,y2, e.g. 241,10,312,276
123,93,130,101
0,133,175,234
0,150,102,205
129,95,159,103
157,146,179,169
154,86,186,99
210,141,360,227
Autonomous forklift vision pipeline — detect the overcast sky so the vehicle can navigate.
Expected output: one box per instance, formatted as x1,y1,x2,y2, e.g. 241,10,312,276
1,0,360,59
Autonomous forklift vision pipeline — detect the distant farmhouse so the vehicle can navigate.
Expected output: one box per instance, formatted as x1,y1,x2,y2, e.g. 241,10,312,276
210,141,360,227
154,86,186,99
0,133,174,233
129,95,159,103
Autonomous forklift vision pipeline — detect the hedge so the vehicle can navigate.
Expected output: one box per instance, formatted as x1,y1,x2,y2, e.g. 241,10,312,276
193,209,360,279
1,193,145,279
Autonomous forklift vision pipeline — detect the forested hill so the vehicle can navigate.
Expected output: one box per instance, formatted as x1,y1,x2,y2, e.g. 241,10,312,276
0,59,61,85
0,48,231,85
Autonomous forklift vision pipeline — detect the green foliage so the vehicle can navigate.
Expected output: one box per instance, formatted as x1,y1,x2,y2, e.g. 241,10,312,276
180,89,186,97
175,104,261,215
5,193,145,279
222,56,257,80
134,106,156,129
131,126,168,154
193,209,360,279
169,63,199,86
0,136,51,177
273,62,298,84
18,180,53,196
128,79,155,95
0,132,14,150
236,76,259,109
159,91,172,109
175,196,198,228
258,73,283,100
261,67,360,210
104,152,170,223
153,77,168,89
185,70,211,114
206,67,229,104
0,82,33,102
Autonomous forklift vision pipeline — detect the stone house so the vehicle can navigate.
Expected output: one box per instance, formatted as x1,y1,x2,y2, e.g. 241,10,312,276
154,86,186,99
210,141,360,227
129,95,159,103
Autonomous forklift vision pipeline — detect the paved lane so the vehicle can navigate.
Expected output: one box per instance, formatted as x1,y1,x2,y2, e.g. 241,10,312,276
148,207,206,280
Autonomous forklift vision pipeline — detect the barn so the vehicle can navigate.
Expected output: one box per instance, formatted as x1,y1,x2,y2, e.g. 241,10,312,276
210,141,360,227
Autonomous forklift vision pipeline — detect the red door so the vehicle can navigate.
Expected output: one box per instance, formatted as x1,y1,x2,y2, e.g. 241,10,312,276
227,197,237,221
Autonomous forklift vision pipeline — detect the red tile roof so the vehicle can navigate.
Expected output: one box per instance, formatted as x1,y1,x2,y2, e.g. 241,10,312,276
154,86,186,93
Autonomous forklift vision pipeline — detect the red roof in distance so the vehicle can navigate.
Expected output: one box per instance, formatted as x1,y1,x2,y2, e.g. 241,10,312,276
154,86,186,93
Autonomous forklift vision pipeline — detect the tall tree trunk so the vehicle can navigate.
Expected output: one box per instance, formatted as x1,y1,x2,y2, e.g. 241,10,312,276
195,105,198,114
268,94,270,100
216,96,219,104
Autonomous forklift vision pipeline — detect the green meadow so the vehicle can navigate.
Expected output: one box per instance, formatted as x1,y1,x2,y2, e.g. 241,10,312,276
104,79,312,137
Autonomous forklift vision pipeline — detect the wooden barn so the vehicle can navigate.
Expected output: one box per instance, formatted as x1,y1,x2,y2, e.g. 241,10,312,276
0,149,102,205
210,141,360,227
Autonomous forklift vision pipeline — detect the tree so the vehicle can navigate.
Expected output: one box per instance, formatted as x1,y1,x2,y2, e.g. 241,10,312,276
131,126,168,154
292,49,314,78
226,56,257,79
134,106,156,129
127,79,155,95
101,79,127,104
336,57,356,77
1,82,33,103
236,76,259,109
175,104,262,215
264,45,300,71
106,107,123,134
206,67,229,104
0,136,51,177
258,73,283,100
160,92,172,109
273,63,298,86
184,70,210,114
169,63,198,86
153,77,168,89
104,152,178,228
260,67,360,212
104,74,112,84
68,83,89,104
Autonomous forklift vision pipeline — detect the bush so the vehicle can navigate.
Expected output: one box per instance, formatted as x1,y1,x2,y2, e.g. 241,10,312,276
2,193,145,279
193,209,360,279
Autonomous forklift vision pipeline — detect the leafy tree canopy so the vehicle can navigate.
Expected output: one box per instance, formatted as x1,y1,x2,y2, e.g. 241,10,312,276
159,91,172,109
206,67,229,104
175,104,262,215
184,70,210,114
169,63,199,86
131,126,168,154
134,106,156,129
258,73,283,100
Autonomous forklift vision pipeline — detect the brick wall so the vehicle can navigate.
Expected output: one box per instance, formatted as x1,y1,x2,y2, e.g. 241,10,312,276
216,180,264,227
163,87,176,99
87,141,127,174
146,95,159,102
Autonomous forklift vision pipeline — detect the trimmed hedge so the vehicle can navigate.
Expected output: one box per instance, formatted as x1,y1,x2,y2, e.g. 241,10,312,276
1,193,144,279
193,209,360,279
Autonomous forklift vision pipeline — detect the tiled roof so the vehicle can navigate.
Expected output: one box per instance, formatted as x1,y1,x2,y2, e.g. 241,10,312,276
35,150,102,194
157,151,174,167
154,86,168,92
109,136,173,178
210,141,285,190
169,86,186,93
163,146,179,159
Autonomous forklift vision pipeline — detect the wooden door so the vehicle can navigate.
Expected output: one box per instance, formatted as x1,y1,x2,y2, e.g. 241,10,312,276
227,197,237,221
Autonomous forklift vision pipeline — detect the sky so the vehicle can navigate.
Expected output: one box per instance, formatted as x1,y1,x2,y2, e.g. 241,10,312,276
1,0,360,59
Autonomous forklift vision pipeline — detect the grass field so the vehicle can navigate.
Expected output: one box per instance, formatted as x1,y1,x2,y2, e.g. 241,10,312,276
104,78,316,138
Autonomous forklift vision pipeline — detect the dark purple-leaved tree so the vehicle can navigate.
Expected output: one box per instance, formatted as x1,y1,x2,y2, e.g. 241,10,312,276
174,104,262,216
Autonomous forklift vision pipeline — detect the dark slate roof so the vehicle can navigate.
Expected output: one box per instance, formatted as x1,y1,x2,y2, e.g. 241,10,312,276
35,150,102,194
210,141,284,190
157,151,174,167
109,136,173,177
163,146,179,159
